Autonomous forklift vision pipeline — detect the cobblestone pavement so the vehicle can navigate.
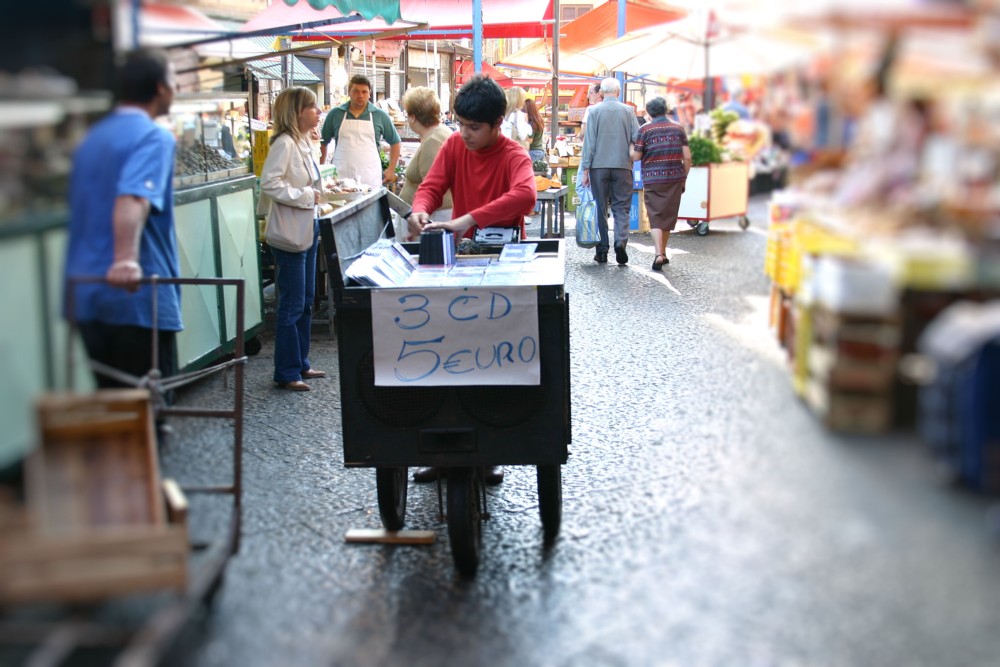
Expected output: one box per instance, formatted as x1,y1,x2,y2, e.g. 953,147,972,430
150,196,1000,667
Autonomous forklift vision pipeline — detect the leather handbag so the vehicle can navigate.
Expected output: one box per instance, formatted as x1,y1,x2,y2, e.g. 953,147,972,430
265,201,315,252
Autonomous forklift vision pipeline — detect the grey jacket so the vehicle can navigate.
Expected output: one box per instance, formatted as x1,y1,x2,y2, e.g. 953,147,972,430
580,97,640,171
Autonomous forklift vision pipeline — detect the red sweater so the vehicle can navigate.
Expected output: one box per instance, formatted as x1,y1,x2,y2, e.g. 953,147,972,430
411,132,536,238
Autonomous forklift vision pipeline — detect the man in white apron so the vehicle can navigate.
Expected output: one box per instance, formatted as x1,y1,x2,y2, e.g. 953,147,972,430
319,74,401,190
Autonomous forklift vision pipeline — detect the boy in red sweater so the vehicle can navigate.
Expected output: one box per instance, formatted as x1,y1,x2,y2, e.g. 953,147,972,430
408,75,536,486
408,75,536,241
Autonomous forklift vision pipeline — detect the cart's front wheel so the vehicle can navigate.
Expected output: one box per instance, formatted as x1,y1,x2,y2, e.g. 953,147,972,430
447,467,482,577
738,215,750,230
696,221,710,236
537,465,562,546
375,467,408,531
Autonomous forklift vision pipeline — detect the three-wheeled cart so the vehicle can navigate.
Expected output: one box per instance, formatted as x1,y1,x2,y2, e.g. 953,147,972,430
677,161,752,236
0,277,246,665
319,190,571,576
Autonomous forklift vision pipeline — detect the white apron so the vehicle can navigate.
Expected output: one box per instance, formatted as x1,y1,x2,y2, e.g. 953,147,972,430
332,113,383,190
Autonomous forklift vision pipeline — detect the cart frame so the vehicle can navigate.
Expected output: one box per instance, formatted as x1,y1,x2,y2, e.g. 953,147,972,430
677,161,752,235
0,276,246,666
319,191,571,575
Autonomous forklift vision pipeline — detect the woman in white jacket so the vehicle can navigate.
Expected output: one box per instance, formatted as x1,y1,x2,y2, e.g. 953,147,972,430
501,86,532,150
259,87,326,391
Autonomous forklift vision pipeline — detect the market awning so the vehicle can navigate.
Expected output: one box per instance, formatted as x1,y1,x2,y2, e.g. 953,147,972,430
243,37,322,84
241,0,555,40
455,60,512,88
497,0,687,76
117,1,261,58
283,0,402,24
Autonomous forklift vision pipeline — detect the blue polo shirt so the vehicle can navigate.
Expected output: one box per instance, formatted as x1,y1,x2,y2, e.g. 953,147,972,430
65,108,182,331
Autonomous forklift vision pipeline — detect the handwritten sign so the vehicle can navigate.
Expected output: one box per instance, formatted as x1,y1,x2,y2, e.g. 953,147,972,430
371,286,540,386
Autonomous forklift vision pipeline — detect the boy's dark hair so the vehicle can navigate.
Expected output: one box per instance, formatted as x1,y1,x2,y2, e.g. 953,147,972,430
349,74,372,91
453,75,506,126
118,48,170,104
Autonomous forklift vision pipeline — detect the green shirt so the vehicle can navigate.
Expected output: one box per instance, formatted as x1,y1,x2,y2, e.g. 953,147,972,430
320,101,401,147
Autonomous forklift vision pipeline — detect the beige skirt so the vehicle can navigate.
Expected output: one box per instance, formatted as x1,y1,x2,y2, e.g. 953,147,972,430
643,181,685,231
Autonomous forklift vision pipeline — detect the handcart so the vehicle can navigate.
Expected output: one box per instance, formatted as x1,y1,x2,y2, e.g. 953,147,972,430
320,190,571,576
0,276,246,666
677,161,751,236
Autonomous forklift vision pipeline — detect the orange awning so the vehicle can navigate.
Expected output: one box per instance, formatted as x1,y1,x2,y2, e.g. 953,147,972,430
498,0,687,76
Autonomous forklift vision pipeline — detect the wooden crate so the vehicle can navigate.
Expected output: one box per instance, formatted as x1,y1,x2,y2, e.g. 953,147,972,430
805,380,894,434
0,390,188,605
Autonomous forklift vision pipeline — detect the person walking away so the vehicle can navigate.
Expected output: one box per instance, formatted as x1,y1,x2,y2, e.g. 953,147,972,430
259,87,327,392
500,86,532,150
629,96,690,271
64,48,181,438
406,74,537,484
319,74,401,190
399,86,454,231
580,77,640,265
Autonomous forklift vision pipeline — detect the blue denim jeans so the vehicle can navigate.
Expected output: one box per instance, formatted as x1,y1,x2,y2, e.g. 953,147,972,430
270,221,319,384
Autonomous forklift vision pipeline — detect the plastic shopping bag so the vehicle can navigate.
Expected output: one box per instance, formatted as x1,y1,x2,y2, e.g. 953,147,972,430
575,183,599,249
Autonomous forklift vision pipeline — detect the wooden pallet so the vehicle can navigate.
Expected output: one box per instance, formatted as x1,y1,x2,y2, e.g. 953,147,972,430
0,389,188,605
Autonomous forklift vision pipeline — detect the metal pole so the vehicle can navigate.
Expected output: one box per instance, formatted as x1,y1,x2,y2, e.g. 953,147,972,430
616,0,626,94
550,0,560,149
132,0,141,50
473,0,483,73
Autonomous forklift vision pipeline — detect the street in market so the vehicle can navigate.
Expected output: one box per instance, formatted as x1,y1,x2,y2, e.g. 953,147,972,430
153,198,1000,667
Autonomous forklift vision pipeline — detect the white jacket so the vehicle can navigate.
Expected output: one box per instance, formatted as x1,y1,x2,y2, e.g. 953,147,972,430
500,110,533,146
257,133,320,215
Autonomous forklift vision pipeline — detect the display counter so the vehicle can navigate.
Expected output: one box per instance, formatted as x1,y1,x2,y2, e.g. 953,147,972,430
0,92,263,468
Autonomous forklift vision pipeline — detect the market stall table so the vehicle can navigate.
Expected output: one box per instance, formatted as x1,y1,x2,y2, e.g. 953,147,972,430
536,186,568,238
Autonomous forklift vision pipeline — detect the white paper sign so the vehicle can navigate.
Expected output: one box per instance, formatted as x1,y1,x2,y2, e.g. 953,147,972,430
371,286,540,386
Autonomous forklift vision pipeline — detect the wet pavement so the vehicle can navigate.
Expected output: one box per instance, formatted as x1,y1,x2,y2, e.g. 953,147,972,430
154,196,1000,667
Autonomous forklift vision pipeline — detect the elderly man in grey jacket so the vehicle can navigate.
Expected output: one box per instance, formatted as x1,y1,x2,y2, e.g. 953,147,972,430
580,77,640,265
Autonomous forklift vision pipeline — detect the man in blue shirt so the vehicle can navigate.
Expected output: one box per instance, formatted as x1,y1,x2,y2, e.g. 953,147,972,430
65,48,181,407
319,74,401,190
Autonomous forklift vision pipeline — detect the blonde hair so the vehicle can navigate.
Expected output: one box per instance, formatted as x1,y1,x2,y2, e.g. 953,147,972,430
401,86,441,127
505,87,526,116
270,86,317,144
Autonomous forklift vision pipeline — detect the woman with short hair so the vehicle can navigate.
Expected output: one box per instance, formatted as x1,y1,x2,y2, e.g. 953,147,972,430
400,86,453,226
630,96,691,270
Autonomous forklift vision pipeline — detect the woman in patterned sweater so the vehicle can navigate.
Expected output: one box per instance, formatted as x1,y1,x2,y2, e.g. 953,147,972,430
630,96,691,270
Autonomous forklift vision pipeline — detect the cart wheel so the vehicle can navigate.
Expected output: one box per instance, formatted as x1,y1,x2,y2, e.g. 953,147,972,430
375,467,408,531
447,467,482,577
738,215,750,230
536,465,562,546
696,221,710,236
244,337,262,356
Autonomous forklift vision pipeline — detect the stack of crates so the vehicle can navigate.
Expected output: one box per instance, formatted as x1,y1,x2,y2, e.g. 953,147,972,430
804,307,901,433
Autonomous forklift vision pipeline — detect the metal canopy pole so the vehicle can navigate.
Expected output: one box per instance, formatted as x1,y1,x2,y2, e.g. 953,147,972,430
473,0,483,73
550,0,560,149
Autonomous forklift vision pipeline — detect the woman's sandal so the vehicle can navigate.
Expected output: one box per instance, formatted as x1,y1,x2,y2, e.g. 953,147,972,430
652,254,667,270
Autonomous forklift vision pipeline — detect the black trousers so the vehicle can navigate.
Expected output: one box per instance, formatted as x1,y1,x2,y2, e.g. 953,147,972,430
78,321,177,405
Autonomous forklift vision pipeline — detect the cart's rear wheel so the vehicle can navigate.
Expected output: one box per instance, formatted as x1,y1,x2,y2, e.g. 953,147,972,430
536,465,562,546
696,221,710,236
375,466,408,531
447,467,482,577
738,215,750,230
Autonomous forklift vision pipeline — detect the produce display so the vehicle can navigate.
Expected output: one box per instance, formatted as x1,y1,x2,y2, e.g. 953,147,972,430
174,140,246,178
